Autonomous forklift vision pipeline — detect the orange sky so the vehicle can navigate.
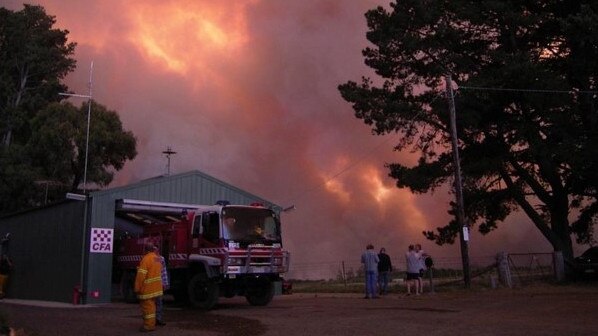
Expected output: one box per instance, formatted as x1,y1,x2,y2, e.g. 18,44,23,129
4,0,555,278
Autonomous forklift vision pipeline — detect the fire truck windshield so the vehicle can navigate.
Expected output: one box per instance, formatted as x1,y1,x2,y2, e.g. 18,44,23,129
222,207,281,243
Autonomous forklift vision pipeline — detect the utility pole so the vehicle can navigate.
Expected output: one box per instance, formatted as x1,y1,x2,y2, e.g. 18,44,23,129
445,74,471,288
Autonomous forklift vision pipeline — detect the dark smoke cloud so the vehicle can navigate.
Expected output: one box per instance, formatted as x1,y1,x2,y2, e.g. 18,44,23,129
5,0,555,278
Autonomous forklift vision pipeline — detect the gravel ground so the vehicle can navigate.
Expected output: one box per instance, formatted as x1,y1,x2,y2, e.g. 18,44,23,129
1,284,597,336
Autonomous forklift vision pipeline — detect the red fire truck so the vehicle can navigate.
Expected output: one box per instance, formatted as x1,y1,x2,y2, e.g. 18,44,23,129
115,199,290,309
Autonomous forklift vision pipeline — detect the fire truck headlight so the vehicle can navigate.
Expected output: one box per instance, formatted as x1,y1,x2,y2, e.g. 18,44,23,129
273,257,283,266
228,258,245,266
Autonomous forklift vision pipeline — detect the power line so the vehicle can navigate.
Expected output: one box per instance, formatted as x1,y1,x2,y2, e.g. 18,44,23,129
458,85,598,94
291,84,595,204
286,95,442,205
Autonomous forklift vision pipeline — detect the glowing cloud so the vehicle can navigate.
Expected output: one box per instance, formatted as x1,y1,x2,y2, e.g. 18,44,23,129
324,179,351,203
362,166,391,204
126,2,250,75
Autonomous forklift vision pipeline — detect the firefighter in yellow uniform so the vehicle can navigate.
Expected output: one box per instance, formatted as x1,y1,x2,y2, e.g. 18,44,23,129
0,254,12,298
135,243,163,332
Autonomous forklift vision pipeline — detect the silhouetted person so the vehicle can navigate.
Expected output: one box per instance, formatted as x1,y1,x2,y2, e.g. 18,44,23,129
0,254,13,299
377,248,392,295
414,244,427,294
154,246,169,327
361,244,379,299
405,245,420,295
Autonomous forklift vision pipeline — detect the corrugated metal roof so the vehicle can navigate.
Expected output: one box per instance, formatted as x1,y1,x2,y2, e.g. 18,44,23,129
91,170,280,209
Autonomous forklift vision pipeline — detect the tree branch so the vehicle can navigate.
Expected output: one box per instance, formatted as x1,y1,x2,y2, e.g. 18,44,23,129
498,165,562,249
508,158,553,206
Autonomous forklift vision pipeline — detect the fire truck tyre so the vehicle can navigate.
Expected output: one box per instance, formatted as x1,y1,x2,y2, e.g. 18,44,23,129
188,273,219,310
246,278,274,306
121,271,137,303
172,289,188,304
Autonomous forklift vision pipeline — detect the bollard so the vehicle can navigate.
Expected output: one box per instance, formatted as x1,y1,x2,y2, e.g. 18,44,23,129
425,256,434,293
496,252,513,288
72,285,82,305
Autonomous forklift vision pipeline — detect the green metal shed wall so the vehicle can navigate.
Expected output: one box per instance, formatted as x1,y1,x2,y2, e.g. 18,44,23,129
84,170,279,304
0,201,85,303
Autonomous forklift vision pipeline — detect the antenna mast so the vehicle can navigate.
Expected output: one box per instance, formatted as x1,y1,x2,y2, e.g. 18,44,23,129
162,146,177,175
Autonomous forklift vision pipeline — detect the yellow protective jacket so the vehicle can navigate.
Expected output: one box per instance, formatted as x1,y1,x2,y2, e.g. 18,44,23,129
134,251,163,300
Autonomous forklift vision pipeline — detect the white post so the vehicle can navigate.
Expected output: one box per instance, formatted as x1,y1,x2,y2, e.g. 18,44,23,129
496,252,513,288
82,61,93,192
59,61,94,193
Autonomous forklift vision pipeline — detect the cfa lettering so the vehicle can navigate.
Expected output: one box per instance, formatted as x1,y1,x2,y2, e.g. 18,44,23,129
92,243,111,251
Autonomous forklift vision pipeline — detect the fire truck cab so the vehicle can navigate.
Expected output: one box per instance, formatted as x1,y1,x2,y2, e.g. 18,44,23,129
115,199,290,309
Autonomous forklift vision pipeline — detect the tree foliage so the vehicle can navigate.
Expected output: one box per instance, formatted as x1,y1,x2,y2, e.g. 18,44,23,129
339,0,598,262
0,5,137,214
28,101,137,191
0,4,76,146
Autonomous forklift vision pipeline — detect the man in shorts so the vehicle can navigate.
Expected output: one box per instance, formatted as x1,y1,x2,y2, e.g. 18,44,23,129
405,245,421,295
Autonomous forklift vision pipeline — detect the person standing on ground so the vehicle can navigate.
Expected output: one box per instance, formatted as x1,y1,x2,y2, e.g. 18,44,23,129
155,246,169,327
377,248,392,295
405,245,420,295
414,244,427,294
361,244,379,299
135,243,163,332
0,255,12,299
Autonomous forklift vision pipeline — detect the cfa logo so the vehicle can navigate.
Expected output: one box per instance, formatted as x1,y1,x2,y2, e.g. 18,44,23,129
90,228,114,254
92,242,112,252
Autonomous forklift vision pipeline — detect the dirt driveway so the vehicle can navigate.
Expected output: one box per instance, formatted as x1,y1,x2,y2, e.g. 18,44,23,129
1,284,597,336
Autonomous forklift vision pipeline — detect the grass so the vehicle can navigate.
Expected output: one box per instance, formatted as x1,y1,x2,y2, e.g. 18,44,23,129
289,271,573,294
290,278,472,294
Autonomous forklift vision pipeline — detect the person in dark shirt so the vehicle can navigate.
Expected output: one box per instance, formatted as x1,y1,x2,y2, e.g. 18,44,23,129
0,255,13,299
377,248,392,295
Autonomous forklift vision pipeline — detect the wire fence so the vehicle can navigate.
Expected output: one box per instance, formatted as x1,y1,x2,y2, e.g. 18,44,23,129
287,252,557,289
507,253,555,285
289,255,497,280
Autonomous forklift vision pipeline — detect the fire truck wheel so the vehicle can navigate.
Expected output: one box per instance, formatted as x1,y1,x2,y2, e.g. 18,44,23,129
187,273,219,310
172,289,188,304
246,278,274,306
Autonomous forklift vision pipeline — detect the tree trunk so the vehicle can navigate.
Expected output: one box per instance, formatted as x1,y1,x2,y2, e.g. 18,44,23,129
499,167,574,265
2,67,28,147
550,192,574,262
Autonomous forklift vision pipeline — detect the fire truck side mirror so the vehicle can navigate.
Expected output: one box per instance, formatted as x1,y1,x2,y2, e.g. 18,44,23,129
192,215,201,237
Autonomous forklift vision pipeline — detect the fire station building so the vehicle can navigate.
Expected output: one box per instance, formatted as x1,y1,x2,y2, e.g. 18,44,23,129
0,170,279,304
